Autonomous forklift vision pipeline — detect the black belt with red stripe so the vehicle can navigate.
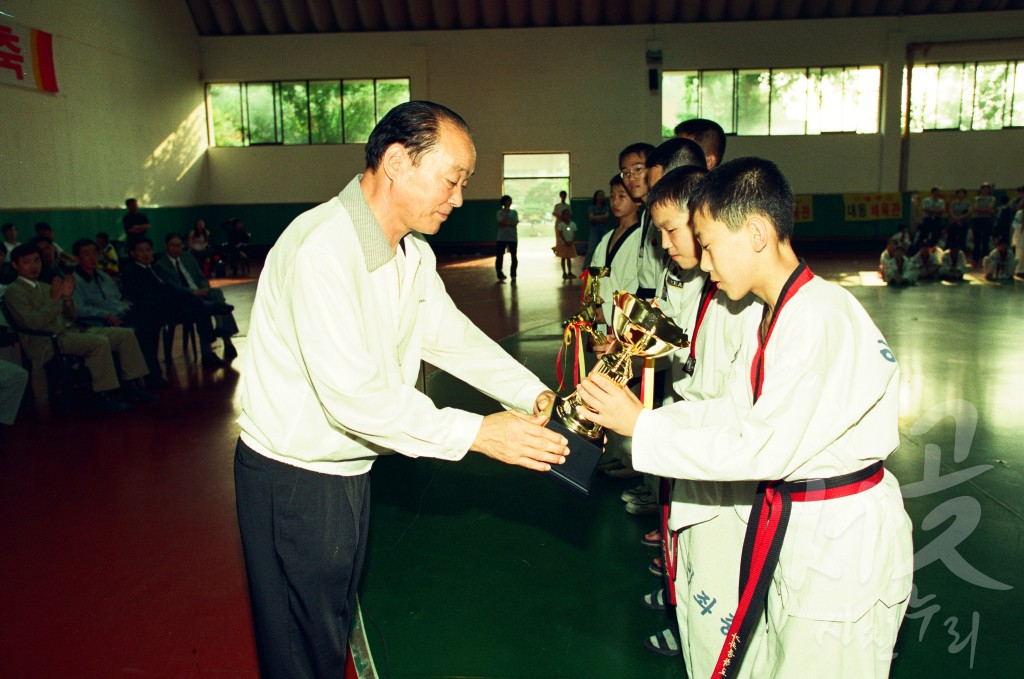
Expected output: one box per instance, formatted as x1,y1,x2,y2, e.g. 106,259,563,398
711,461,885,678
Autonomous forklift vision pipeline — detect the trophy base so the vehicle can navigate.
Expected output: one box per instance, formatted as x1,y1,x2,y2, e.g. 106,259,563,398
544,418,603,498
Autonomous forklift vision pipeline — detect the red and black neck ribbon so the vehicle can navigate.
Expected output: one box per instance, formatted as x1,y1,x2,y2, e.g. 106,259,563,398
749,261,814,404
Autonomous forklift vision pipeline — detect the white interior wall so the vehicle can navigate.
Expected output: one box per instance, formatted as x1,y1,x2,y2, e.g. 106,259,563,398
199,10,1024,204
0,0,205,209
3,4,1022,211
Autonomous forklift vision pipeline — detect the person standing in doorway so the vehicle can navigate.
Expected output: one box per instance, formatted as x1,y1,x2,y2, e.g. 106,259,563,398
495,194,519,282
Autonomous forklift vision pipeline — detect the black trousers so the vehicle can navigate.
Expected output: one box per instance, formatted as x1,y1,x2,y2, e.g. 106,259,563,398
495,239,518,277
234,439,370,679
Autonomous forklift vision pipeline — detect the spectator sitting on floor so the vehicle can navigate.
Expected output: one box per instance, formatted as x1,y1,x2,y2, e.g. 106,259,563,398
938,241,970,282
891,224,912,251
32,236,72,284
4,244,155,412
982,238,1016,282
907,241,941,282
119,237,226,368
154,233,238,360
881,244,913,286
94,232,121,278
70,238,169,388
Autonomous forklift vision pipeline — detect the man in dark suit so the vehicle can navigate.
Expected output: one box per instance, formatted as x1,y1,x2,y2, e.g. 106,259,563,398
154,233,238,359
119,237,226,369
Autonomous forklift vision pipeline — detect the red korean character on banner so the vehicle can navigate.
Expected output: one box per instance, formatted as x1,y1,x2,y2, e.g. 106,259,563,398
0,25,24,80
880,202,891,218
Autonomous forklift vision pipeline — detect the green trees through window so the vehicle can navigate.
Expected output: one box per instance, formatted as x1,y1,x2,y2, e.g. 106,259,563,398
902,61,1024,132
206,78,411,146
663,66,880,137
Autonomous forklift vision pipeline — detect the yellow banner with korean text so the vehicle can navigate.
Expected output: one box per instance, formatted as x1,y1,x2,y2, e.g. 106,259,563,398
843,193,903,222
793,195,813,223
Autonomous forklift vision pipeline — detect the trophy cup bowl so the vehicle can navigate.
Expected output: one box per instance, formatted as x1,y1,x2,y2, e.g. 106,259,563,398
545,291,689,496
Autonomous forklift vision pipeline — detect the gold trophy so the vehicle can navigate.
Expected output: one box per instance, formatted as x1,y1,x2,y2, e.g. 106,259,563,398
557,267,610,391
567,266,610,344
546,291,689,496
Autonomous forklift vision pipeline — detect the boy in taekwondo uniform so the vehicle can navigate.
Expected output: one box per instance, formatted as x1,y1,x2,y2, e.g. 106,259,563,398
577,157,913,679
642,166,766,672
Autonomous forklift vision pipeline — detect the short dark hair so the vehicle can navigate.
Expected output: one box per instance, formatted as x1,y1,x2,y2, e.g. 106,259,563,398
646,138,707,173
34,221,52,234
9,243,38,264
673,118,727,164
29,235,53,248
126,198,137,207
364,101,470,171
72,238,97,256
96,231,110,240
130,236,154,250
610,174,626,190
688,157,794,242
618,143,656,167
1,222,15,236
647,166,709,212
164,232,184,245
499,195,512,206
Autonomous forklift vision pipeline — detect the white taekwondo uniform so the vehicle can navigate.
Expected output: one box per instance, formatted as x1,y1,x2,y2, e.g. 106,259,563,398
589,222,642,332
632,264,913,679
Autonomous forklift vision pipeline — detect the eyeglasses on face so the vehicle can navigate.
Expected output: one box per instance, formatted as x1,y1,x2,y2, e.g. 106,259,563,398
620,167,646,179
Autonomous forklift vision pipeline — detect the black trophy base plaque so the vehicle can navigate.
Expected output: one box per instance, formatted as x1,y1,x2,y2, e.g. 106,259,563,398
544,417,603,498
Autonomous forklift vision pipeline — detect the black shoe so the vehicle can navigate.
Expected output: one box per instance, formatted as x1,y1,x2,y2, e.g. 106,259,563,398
145,375,169,389
211,303,235,314
122,383,158,403
94,391,130,413
203,352,226,368
497,271,507,281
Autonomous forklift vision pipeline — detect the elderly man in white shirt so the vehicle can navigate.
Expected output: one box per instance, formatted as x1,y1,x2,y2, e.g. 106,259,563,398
234,101,569,679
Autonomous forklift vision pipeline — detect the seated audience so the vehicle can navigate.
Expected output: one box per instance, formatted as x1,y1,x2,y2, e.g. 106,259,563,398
71,238,168,388
119,237,226,368
4,244,154,412
2,222,20,255
0,277,30,428
94,232,121,278
32,236,72,283
188,219,214,277
981,238,1016,281
154,233,238,359
34,222,76,268
0,246,16,285
222,217,251,276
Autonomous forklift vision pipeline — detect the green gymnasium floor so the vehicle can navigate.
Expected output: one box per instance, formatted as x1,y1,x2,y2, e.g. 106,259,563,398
358,243,1024,678
1,240,1021,678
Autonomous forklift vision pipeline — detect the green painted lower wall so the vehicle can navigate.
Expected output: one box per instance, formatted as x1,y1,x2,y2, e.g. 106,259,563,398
1,194,915,254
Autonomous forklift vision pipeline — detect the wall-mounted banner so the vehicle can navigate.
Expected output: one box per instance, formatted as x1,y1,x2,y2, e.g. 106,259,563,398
793,195,813,223
0,21,58,93
844,193,903,222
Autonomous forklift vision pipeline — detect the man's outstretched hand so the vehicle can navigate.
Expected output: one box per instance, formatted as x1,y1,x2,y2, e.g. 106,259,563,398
471,409,569,472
